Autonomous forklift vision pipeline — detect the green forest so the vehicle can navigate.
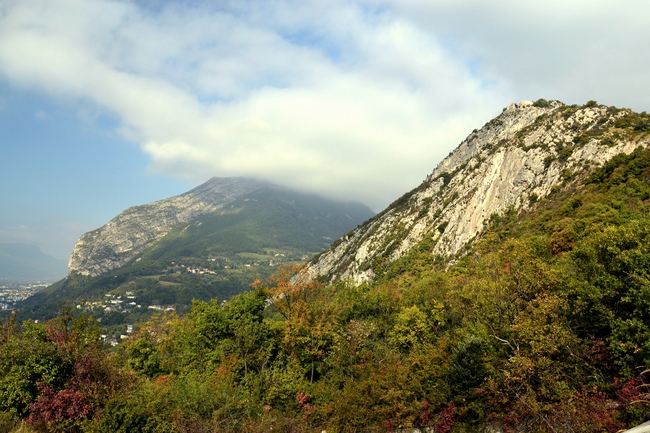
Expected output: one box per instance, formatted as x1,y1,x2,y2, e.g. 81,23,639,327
2,147,650,432
13,186,374,327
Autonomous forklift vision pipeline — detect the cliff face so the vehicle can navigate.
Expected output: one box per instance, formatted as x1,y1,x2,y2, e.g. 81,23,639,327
302,100,650,285
68,177,268,276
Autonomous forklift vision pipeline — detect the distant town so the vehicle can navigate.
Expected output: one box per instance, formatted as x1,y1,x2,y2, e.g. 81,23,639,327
0,284,160,346
0,283,49,310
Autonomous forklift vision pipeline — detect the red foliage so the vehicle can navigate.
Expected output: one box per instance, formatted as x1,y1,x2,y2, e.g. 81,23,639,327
27,383,91,424
434,402,456,433
296,391,315,413
46,324,79,358
154,374,171,385
25,313,121,429
569,390,622,433
489,388,623,433
46,321,99,358
587,337,616,372
413,400,435,427
618,374,650,406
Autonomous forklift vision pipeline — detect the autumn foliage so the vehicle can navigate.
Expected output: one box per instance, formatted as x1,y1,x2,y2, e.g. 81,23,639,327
1,148,650,431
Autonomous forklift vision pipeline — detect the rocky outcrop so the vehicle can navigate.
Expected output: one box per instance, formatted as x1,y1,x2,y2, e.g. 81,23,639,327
68,177,270,276
302,100,650,285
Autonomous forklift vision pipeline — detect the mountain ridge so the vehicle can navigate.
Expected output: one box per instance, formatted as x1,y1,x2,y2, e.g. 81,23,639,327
301,100,650,285
68,177,371,277
15,180,374,323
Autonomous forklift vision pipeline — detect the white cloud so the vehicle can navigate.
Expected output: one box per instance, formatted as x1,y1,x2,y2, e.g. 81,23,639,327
380,0,650,111
2,0,647,214
0,0,503,210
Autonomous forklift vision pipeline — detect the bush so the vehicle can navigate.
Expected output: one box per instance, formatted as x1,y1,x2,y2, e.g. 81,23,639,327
533,99,551,108
448,336,488,395
543,155,556,168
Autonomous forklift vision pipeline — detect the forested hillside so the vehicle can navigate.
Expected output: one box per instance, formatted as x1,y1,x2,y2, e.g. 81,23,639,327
1,145,650,432
13,185,374,327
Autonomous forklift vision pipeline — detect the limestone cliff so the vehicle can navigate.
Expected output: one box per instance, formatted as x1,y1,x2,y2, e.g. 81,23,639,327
68,177,267,276
302,100,650,285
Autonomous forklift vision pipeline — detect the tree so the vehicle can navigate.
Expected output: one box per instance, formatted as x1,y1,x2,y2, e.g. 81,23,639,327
0,310,133,431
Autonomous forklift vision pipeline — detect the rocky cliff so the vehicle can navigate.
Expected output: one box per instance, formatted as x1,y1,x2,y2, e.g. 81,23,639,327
68,177,272,276
302,100,650,285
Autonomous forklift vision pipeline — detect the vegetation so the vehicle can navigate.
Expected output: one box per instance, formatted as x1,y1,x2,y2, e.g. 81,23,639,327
533,98,552,108
11,188,373,325
2,148,650,432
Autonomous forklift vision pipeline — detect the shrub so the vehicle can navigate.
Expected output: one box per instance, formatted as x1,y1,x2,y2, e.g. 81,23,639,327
533,99,551,108
543,155,556,168
558,146,574,161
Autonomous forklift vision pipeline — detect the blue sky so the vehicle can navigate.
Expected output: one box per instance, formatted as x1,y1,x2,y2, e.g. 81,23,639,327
0,82,192,259
1,0,650,261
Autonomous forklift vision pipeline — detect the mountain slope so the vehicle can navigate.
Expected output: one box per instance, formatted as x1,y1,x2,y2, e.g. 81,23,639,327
3,101,650,433
302,100,650,285
15,180,374,322
68,177,268,276
139,187,373,262
20,142,649,433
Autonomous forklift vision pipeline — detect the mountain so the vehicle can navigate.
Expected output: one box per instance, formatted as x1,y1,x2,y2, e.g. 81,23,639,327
14,178,374,322
3,100,650,433
69,177,279,276
0,243,67,283
68,177,373,278
302,100,650,285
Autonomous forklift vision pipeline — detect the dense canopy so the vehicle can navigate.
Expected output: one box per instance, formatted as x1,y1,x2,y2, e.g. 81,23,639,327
2,148,650,432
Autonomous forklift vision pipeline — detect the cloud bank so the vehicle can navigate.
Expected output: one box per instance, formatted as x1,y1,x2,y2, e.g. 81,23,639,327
1,0,648,211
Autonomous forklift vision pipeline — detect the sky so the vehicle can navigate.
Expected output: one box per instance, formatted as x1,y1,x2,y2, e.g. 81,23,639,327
1,0,650,261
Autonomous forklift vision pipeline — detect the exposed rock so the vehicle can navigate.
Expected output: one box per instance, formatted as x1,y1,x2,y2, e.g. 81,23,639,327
302,101,650,285
68,177,271,276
